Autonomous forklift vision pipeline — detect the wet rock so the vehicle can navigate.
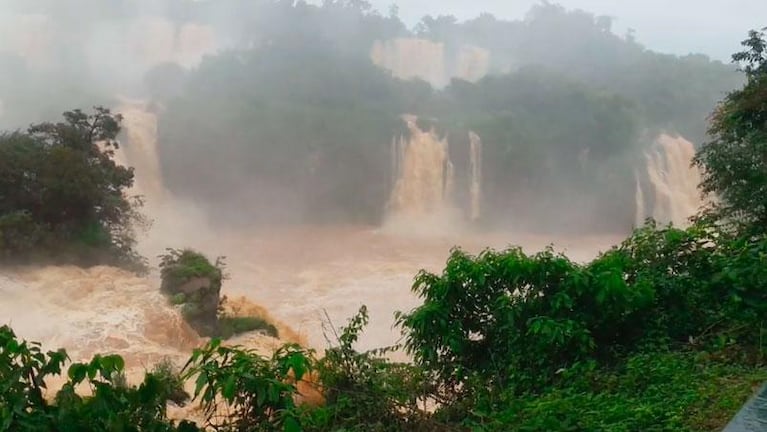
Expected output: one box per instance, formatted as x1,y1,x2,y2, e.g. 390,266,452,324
159,249,223,337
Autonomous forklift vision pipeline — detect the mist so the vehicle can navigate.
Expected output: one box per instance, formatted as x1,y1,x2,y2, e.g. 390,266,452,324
1,0,742,236
0,0,755,387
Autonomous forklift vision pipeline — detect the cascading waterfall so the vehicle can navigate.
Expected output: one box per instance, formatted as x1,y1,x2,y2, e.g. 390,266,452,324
115,99,167,203
635,134,704,227
371,39,448,88
370,38,490,89
387,115,454,219
125,18,216,70
634,171,646,227
112,100,213,259
469,132,483,221
385,115,482,233
0,12,216,79
455,45,492,83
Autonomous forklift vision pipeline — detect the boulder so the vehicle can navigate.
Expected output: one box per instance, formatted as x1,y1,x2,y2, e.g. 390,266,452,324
159,251,223,337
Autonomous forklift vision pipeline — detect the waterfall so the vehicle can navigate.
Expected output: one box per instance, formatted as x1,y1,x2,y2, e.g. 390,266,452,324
469,131,482,221
635,134,703,227
124,18,215,69
371,39,448,88
113,99,211,258
385,115,482,233
634,171,646,227
387,115,454,219
370,38,490,89
115,99,167,204
455,45,492,83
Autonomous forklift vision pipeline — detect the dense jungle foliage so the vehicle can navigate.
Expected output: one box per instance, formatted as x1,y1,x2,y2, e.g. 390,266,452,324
0,107,145,269
694,28,767,234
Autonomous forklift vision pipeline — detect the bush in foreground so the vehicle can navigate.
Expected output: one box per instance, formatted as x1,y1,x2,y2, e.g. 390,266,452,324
218,316,279,339
0,325,197,431
396,219,767,430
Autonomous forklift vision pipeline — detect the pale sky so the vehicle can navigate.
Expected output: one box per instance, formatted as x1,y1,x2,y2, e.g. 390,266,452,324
373,0,766,61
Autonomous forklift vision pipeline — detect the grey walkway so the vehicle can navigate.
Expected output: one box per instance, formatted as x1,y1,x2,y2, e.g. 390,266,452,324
723,383,767,431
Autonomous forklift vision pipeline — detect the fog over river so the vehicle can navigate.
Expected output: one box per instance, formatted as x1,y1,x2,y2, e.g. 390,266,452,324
0,0,719,378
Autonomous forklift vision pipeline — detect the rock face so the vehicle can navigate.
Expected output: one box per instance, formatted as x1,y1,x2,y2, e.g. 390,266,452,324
162,271,221,336
159,250,224,337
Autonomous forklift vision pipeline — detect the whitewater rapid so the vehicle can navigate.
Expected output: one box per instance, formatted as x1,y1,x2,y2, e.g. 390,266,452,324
0,266,199,367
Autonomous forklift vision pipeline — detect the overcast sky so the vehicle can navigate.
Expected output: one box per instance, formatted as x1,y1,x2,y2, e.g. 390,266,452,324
372,0,766,61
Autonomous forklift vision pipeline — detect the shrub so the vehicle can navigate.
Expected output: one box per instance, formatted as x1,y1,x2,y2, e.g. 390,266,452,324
160,248,226,337
397,219,767,402
181,339,313,432
0,325,199,431
305,306,445,432
397,245,628,396
0,325,68,429
218,316,279,339
159,248,225,295
151,358,190,406
171,293,188,305
463,351,767,432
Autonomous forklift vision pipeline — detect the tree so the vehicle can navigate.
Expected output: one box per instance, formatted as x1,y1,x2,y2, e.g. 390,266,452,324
0,107,145,268
694,28,767,233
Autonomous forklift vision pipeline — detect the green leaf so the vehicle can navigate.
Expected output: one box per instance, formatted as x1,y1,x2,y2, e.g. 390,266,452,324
195,370,208,397
68,363,88,383
222,375,236,401
257,387,266,406
283,415,301,432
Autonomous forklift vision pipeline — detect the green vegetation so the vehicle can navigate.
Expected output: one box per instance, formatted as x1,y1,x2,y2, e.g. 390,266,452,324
159,248,225,337
159,248,225,295
218,316,278,339
151,358,190,407
4,268,763,432
159,42,409,225
182,341,311,431
481,351,767,431
694,27,767,234
392,219,767,431
0,325,197,431
159,249,279,340
397,221,767,399
0,107,145,270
